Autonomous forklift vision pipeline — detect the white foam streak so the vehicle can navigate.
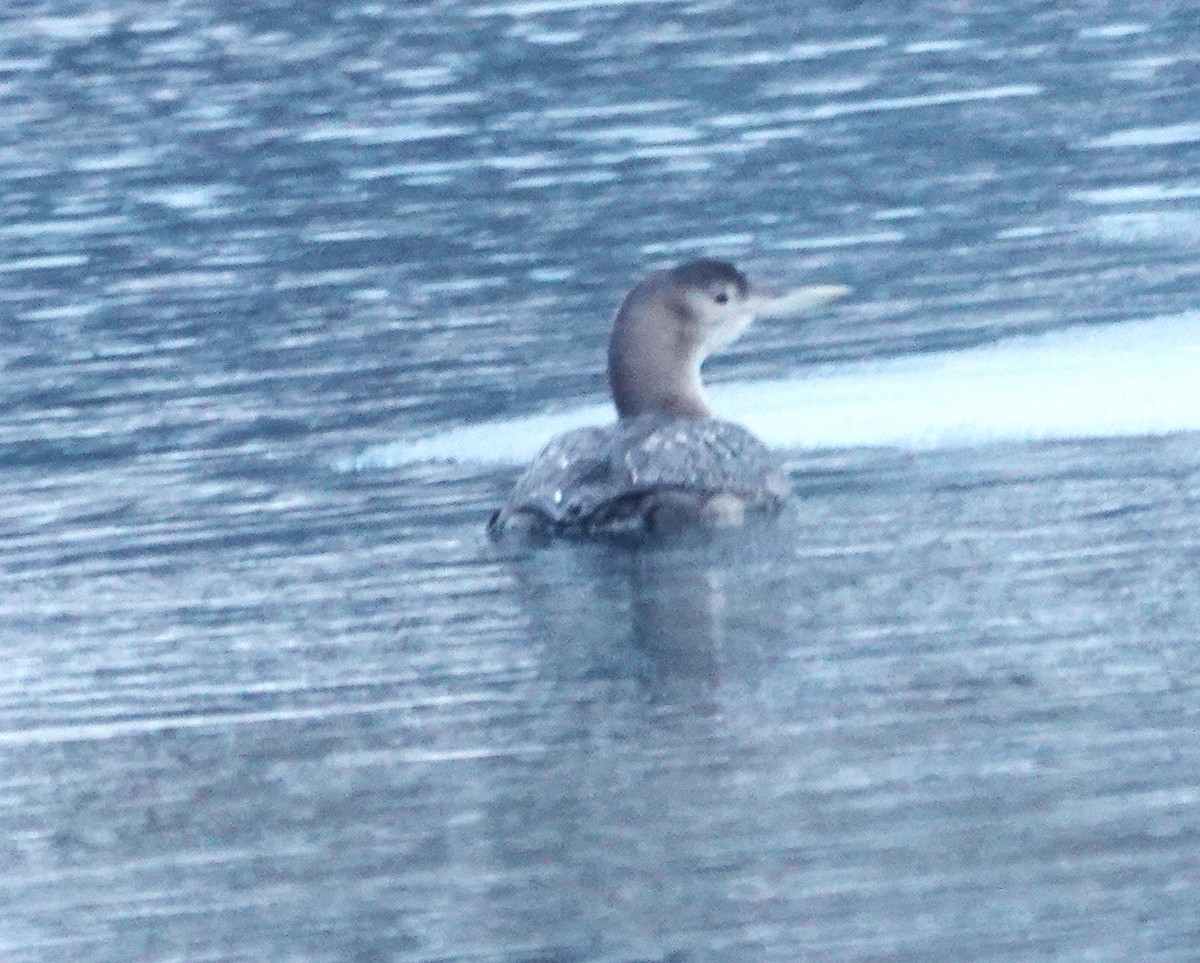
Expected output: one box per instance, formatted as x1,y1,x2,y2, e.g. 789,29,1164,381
343,313,1200,471
1089,123,1200,149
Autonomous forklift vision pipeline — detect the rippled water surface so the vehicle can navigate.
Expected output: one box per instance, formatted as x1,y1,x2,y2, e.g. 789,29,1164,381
4,1,1200,960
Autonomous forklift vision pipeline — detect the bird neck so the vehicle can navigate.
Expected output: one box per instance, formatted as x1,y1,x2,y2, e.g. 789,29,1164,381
608,331,710,419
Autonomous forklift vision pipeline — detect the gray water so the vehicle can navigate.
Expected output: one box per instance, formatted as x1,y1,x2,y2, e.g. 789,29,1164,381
3,1,1200,960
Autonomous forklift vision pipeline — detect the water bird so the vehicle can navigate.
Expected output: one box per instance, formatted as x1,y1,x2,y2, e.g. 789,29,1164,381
488,258,848,537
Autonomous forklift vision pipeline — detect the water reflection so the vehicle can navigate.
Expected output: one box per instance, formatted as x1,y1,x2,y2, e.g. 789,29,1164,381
502,527,787,711
629,547,724,702
479,531,797,956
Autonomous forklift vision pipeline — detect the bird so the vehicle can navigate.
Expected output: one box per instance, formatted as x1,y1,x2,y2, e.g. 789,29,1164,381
488,258,848,537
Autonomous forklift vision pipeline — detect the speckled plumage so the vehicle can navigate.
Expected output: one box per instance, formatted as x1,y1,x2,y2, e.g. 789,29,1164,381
489,415,790,535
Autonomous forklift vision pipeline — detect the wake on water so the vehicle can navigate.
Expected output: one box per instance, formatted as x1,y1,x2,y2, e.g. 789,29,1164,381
342,311,1200,471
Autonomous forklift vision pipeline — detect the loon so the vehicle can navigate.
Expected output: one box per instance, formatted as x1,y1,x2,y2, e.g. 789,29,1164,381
488,258,848,537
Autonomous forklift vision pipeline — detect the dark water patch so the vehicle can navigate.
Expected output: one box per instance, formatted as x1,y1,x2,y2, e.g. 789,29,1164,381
0,436,140,469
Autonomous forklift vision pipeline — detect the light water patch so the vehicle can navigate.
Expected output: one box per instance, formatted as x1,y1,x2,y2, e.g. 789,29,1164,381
571,124,700,145
485,152,557,172
0,254,88,272
736,86,1042,143
105,271,242,294
510,169,619,188
143,184,231,211
693,36,888,68
996,224,1063,240
275,269,376,291
905,40,982,53
1074,182,1200,204
342,312,1200,470
1089,123,1200,149
542,100,686,122
300,122,470,144
343,404,610,470
715,313,1200,450
71,148,163,173
1111,56,1176,81
528,267,575,282
347,158,477,182
588,141,752,165
509,23,584,45
412,276,510,296
19,303,96,322
803,84,1042,120
387,65,459,88
24,12,119,41
777,230,904,250
642,234,756,257
473,0,689,15
0,56,50,72
760,76,877,98
1087,210,1200,245
1080,23,1149,39
872,207,924,221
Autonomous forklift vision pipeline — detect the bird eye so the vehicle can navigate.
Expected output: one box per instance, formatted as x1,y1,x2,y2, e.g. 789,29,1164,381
713,290,729,304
